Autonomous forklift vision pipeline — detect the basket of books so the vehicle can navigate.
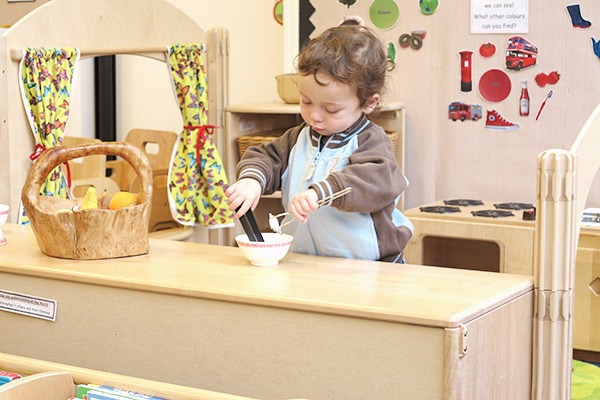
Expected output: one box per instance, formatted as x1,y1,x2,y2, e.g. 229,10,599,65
21,142,153,260
236,129,398,160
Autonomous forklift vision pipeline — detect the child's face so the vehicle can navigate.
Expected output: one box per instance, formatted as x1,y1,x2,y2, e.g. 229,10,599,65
298,72,376,136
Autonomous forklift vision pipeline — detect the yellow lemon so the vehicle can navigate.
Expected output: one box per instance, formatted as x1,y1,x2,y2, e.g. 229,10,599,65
110,191,138,210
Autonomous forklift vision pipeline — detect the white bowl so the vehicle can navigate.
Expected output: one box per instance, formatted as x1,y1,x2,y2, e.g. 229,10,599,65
235,233,293,267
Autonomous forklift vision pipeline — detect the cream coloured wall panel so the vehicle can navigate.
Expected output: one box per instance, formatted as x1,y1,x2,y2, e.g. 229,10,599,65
310,1,600,210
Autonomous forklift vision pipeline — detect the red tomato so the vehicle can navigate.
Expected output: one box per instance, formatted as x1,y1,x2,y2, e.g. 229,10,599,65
479,42,496,57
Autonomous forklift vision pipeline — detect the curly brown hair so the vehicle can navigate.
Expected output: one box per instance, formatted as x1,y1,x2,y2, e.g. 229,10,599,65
297,26,393,107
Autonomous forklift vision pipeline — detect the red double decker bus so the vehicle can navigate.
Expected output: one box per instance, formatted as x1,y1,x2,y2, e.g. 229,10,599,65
506,36,537,70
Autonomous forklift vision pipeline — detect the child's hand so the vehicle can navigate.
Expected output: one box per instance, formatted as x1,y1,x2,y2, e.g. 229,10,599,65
289,189,319,223
225,178,262,218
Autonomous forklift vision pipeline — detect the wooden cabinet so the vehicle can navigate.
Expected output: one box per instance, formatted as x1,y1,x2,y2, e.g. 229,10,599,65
224,101,406,241
0,224,533,400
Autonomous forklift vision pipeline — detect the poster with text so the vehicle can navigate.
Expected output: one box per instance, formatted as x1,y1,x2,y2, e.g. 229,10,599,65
471,0,528,34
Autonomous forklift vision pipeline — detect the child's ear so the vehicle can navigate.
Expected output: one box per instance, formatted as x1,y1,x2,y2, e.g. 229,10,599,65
362,93,380,114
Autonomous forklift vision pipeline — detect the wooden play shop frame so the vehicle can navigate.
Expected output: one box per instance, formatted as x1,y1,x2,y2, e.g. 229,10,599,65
0,0,228,226
0,0,599,399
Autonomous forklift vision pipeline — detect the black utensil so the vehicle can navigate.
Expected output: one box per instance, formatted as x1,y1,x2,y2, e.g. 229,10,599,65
236,206,264,242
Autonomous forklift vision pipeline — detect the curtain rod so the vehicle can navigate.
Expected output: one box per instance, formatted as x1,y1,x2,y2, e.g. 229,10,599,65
10,46,170,62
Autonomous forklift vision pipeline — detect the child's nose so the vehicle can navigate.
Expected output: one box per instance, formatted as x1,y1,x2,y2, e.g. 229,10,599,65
309,108,323,122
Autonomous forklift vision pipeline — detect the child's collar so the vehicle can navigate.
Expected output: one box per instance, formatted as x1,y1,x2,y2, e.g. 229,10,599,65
309,114,370,144
339,114,369,137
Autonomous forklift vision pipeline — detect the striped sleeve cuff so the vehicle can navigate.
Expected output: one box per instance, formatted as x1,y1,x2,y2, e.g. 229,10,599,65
310,177,343,208
238,164,268,191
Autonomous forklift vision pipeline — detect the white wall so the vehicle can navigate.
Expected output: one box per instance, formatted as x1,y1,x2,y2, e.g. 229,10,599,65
65,58,95,139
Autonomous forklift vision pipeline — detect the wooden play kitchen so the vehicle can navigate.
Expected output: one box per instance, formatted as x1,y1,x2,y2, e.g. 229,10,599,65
0,224,533,400
404,199,600,354
404,199,537,275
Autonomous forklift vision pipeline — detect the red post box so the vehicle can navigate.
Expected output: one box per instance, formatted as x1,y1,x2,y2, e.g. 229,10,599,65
459,51,473,92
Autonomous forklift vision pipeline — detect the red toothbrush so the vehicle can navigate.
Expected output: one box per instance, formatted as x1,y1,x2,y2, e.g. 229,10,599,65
535,90,553,121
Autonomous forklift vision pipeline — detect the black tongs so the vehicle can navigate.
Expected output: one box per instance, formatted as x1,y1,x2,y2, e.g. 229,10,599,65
236,206,264,242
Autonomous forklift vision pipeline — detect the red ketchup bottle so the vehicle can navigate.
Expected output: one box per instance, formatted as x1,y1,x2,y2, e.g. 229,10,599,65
520,79,530,116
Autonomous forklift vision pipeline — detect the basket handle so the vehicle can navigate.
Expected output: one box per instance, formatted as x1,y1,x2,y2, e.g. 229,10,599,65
22,142,153,209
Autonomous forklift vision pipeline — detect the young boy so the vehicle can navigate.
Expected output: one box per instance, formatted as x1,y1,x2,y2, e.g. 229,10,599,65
226,26,413,263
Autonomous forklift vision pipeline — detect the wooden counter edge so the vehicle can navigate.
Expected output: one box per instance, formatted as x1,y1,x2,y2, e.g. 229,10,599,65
0,255,534,330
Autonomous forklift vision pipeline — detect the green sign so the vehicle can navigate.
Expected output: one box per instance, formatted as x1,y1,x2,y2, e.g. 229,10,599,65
369,0,400,30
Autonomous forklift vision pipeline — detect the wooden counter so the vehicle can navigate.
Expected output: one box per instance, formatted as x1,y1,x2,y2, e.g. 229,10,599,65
0,224,534,400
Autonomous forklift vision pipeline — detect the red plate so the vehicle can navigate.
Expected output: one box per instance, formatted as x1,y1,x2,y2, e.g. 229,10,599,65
478,69,511,103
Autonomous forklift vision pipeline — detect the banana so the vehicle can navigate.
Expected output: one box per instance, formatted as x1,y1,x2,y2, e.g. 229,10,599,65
81,187,98,210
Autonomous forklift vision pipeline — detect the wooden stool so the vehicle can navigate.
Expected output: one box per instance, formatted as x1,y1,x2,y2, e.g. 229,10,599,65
108,129,192,239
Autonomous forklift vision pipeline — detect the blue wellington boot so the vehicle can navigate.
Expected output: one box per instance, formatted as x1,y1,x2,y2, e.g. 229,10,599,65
591,37,600,60
567,4,592,28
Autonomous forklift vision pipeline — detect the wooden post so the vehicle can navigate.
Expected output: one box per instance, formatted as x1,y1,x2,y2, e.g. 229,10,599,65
532,149,576,399
207,27,230,246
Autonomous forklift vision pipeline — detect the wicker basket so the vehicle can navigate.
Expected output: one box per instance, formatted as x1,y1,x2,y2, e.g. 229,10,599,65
21,142,153,260
237,129,398,160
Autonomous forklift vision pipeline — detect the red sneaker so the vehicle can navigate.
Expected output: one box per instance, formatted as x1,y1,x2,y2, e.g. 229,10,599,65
485,110,520,131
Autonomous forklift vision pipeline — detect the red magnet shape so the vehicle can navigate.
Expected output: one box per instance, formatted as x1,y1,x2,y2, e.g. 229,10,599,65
478,69,511,103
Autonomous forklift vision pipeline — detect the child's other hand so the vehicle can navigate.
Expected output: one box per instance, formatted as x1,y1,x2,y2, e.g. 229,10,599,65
290,189,319,223
225,179,261,218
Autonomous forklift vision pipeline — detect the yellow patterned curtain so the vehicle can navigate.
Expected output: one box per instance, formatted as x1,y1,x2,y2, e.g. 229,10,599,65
18,47,80,225
167,44,234,227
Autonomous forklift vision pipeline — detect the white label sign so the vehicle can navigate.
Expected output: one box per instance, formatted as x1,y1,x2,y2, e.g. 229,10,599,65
471,0,529,34
0,290,57,321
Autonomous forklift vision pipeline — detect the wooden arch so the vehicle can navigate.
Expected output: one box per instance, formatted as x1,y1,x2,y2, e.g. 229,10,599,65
0,0,228,221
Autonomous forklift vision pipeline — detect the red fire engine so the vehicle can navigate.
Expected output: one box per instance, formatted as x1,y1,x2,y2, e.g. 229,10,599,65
448,102,482,121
